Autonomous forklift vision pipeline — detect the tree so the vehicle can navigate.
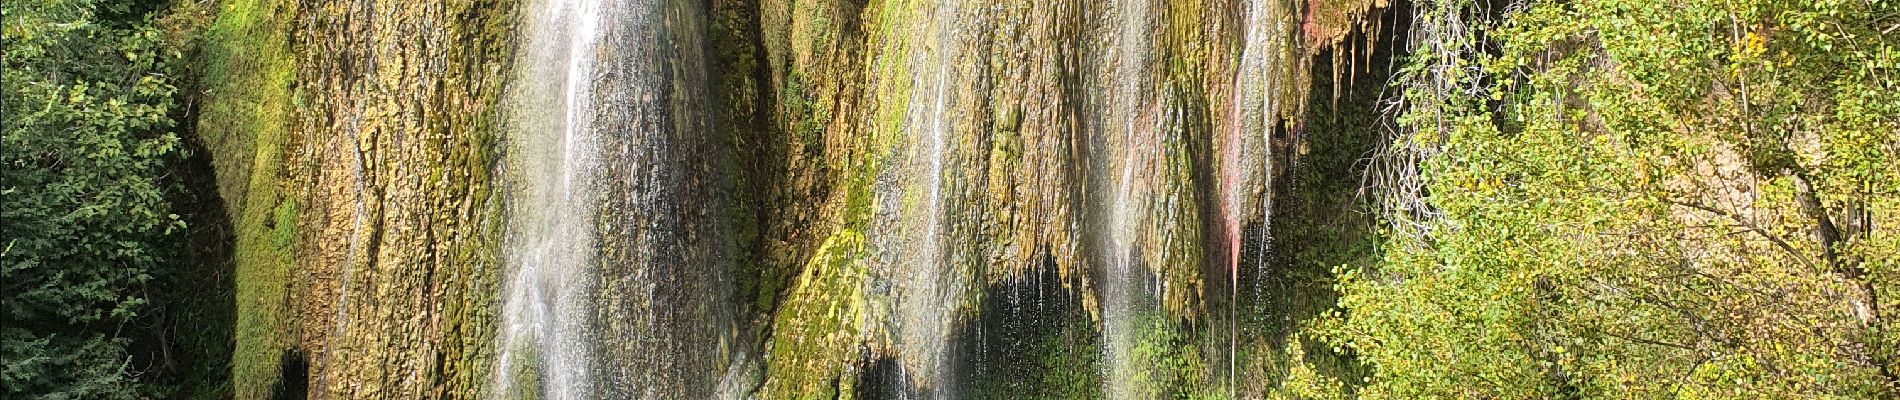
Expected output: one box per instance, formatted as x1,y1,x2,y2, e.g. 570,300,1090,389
1330,0,1900,397
2,0,185,397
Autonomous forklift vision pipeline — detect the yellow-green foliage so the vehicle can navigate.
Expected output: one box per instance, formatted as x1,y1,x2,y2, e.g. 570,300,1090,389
1329,0,1900,397
1268,335,1348,400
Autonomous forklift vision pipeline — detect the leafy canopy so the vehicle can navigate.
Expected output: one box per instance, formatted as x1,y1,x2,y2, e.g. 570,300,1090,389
2,0,185,397
1324,0,1900,397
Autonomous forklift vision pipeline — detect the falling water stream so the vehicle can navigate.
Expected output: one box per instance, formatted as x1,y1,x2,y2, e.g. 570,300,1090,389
887,1,967,395
1098,0,1159,398
497,0,731,398
1230,0,1293,394
496,0,602,397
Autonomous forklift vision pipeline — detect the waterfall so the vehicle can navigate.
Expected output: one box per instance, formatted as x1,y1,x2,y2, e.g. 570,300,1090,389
497,0,730,398
1097,0,1159,397
1229,0,1292,394
496,0,603,397
891,0,966,395
485,0,1310,397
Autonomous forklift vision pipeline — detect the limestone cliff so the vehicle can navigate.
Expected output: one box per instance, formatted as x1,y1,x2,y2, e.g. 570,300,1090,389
199,0,1387,397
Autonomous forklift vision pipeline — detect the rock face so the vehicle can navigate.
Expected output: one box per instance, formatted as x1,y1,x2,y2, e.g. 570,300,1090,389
264,0,517,398
207,0,1385,397
739,0,1382,397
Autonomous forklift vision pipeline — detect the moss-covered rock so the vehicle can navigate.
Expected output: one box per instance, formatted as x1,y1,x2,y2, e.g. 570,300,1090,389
193,0,1389,396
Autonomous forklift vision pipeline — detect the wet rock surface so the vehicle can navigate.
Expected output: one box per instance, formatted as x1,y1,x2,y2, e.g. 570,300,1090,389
212,0,1387,397
277,0,516,398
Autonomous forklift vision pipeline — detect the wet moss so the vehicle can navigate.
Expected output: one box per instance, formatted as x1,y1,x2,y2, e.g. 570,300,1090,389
761,229,871,399
501,343,544,400
1149,98,1210,322
784,75,827,159
190,0,521,396
270,199,297,252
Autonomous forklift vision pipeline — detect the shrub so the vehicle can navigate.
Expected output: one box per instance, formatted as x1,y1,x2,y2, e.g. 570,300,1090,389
2,0,185,397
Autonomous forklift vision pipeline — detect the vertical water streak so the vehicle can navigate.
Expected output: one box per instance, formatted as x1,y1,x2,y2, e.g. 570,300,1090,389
499,0,729,398
892,0,965,394
1229,0,1294,394
497,0,604,397
1098,0,1157,397
1231,0,1272,393
1236,0,1294,330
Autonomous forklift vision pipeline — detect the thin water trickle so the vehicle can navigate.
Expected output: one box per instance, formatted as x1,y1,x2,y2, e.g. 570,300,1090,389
886,0,967,396
1227,0,1294,394
1098,0,1157,397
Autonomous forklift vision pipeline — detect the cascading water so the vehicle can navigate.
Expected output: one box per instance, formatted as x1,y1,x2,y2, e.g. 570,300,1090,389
1096,0,1160,397
489,0,1320,397
496,0,603,397
888,0,966,395
1228,0,1294,393
497,0,731,398
213,0,1386,395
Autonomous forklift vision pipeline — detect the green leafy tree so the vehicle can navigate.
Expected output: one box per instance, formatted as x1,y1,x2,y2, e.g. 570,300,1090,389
2,0,185,397
1331,0,1899,397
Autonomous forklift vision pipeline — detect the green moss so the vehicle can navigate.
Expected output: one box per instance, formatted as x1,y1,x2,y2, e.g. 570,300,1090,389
502,343,544,400
786,0,839,70
435,2,515,397
760,229,870,399
193,0,299,397
270,199,296,252
783,75,826,157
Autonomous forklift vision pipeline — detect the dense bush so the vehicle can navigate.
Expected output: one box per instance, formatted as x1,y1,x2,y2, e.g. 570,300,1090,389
1,0,185,398
1323,0,1900,397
